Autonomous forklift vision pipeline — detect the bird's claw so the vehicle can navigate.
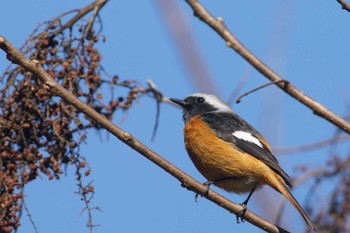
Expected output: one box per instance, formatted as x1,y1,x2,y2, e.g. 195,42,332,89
194,192,200,202
194,180,213,202
203,180,213,193
235,202,247,224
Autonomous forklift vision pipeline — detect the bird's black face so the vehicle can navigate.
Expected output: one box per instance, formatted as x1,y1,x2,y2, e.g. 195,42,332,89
170,95,218,122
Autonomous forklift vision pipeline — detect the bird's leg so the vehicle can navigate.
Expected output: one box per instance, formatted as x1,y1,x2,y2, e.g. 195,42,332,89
236,186,256,223
194,177,236,202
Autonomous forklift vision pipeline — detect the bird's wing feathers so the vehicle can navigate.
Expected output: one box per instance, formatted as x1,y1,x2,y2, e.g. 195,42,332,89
201,112,292,187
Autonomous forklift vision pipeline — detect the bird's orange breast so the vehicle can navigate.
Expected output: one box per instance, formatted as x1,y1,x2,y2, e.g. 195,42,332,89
184,115,271,193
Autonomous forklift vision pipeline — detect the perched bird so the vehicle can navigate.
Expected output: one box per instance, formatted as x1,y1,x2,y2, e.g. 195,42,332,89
170,93,316,231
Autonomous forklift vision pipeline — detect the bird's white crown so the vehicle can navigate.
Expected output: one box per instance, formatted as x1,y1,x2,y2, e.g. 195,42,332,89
191,93,233,113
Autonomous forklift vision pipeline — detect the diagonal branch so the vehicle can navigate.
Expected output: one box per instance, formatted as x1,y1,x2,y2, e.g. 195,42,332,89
185,0,350,135
0,36,290,233
336,0,350,12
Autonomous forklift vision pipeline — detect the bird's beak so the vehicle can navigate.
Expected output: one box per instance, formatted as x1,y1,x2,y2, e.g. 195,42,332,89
170,98,187,108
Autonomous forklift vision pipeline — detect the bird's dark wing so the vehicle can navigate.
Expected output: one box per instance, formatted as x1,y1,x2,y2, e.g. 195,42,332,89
201,112,292,187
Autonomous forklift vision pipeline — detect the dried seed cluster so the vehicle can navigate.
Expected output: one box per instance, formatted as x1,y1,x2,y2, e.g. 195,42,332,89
0,20,149,231
308,156,350,232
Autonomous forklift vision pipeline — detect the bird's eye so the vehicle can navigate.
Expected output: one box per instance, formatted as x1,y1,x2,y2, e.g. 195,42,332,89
197,97,204,103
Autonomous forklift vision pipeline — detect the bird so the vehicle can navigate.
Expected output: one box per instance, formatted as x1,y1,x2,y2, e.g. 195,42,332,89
170,93,316,231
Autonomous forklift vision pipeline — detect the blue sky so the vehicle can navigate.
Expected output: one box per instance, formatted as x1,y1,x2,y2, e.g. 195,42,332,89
1,1,350,233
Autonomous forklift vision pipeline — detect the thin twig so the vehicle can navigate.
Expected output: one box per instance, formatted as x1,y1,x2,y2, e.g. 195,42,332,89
83,4,101,40
185,0,350,135
235,80,288,104
147,79,163,141
21,194,39,233
74,160,99,233
51,0,108,37
274,134,350,155
0,36,289,233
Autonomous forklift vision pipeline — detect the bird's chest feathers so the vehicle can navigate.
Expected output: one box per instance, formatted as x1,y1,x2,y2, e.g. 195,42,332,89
184,116,240,178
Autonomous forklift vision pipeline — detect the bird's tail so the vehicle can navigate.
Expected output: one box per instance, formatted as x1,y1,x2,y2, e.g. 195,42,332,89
269,174,317,232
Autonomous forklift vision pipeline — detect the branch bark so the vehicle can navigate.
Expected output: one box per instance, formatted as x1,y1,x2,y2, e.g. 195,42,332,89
336,0,350,12
0,36,289,233
185,0,350,135
50,0,108,37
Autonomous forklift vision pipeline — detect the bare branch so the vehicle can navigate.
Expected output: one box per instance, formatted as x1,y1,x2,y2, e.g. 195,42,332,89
274,134,350,155
50,0,108,37
336,0,350,12
236,80,288,104
0,36,289,233
146,79,163,141
184,0,350,135
21,195,38,233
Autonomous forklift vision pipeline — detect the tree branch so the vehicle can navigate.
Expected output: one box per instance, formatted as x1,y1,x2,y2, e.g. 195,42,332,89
50,0,108,37
185,0,350,135
336,0,350,12
274,134,350,155
0,36,289,233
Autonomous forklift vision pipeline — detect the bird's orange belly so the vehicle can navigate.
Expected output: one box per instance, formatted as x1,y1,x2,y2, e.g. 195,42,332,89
184,116,264,194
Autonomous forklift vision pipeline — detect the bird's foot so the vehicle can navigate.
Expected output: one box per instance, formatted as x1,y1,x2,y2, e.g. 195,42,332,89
194,180,214,202
235,202,248,224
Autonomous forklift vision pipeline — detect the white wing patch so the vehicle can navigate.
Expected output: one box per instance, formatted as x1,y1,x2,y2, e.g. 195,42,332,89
232,131,263,148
